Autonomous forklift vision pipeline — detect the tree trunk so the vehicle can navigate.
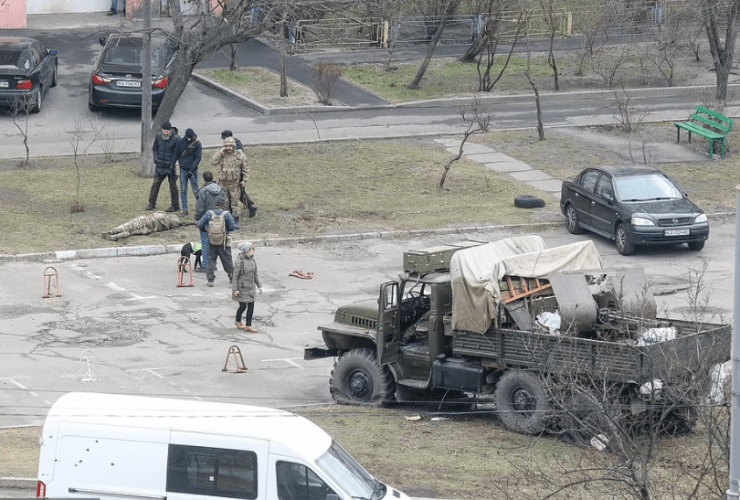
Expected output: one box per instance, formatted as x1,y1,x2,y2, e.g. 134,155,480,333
702,0,740,105
408,0,459,89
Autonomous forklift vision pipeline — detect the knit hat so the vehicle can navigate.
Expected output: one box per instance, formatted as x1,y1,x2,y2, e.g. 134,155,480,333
214,193,226,208
162,121,172,130
185,128,195,139
238,241,253,252
221,130,233,139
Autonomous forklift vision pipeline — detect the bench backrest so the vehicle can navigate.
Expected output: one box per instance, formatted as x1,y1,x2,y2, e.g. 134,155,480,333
692,106,734,135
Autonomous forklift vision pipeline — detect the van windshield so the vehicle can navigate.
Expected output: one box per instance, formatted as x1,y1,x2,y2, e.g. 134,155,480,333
316,441,385,500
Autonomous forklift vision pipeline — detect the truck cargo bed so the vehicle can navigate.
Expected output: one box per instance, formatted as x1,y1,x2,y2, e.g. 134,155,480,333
451,319,730,383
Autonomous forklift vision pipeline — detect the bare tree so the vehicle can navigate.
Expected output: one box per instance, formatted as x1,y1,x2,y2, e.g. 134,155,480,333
140,1,340,175
439,96,491,189
407,0,462,89
313,63,343,105
68,118,106,213
525,23,544,140
538,0,560,91
702,0,740,105
475,11,527,92
7,93,36,166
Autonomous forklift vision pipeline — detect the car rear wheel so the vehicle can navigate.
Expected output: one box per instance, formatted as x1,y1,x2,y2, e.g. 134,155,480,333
31,88,41,113
565,204,583,235
688,241,705,251
51,65,57,87
89,101,100,112
615,223,635,256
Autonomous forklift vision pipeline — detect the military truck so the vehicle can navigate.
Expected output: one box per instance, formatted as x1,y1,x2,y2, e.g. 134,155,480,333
305,236,730,441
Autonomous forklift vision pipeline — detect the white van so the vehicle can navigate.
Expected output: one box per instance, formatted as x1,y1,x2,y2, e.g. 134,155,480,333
37,393,411,500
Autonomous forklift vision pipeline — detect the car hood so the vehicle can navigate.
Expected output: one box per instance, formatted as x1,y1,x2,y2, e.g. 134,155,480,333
626,197,702,216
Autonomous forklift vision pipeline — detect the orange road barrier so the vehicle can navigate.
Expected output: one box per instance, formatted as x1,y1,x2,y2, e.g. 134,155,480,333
222,345,248,373
177,256,194,287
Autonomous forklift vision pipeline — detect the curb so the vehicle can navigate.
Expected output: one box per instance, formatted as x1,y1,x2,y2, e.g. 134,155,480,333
0,478,35,490
1,211,735,263
0,222,565,263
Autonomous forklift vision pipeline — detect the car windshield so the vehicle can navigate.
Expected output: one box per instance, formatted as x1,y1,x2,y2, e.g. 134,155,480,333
316,441,385,500
614,172,683,201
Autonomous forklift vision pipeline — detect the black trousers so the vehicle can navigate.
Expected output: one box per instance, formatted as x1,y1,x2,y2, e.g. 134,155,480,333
148,170,179,209
236,302,255,325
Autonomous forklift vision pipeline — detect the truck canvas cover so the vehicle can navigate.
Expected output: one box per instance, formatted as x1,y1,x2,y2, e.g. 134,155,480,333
449,236,603,333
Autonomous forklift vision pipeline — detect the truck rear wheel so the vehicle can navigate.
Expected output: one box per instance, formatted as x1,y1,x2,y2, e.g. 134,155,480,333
495,370,550,435
330,348,395,406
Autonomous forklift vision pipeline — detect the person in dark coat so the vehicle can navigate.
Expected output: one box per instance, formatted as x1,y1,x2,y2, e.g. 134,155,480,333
147,121,180,212
180,241,203,271
176,128,202,216
232,241,262,332
194,171,225,271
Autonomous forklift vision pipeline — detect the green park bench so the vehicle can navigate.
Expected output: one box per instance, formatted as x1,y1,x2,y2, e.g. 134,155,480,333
675,106,734,158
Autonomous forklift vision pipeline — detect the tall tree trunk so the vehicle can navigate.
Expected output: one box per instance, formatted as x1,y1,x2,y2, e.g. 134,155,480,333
408,0,459,89
703,0,740,105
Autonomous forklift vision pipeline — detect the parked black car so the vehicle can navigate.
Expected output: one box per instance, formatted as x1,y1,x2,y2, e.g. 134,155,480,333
560,165,709,256
89,33,178,112
0,37,57,113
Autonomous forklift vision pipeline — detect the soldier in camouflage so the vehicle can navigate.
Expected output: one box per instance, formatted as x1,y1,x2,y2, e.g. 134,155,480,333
210,136,249,220
102,212,180,241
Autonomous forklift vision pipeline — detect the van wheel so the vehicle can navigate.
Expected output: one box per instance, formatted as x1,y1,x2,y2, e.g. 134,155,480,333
330,348,395,406
495,370,550,435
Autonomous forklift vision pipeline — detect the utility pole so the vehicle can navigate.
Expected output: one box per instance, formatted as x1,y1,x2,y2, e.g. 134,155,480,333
141,0,153,160
729,184,740,500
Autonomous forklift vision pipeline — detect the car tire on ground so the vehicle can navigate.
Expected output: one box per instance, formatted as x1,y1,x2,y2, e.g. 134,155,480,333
495,369,551,435
51,65,57,87
688,241,705,251
89,101,100,112
564,203,583,235
615,223,635,256
31,88,41,113
329,348,395,406
514,194,546,209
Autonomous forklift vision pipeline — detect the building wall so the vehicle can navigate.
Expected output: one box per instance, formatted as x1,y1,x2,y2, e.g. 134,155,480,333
27,0,110,14
0,0,27,28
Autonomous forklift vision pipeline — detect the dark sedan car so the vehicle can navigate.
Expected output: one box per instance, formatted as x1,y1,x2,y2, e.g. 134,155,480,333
560,165,708,256
0,37,57,113
89,33,178,112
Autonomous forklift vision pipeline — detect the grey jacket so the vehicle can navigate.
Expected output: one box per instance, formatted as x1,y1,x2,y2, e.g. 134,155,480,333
232,252,261,303
194,181,224,221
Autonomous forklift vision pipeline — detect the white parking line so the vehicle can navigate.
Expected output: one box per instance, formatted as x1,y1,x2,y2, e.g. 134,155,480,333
261,358,304,369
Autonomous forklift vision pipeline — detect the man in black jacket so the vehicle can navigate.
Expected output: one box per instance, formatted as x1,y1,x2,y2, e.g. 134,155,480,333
176,128,202,216
147,122,180,212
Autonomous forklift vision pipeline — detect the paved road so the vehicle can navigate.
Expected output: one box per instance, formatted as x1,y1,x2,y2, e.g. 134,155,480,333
0,223,735,429
1,14,739,159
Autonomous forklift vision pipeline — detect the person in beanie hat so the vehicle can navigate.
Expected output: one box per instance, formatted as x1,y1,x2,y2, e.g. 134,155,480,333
232,241,262,332
147,121,180,212
220,130,243,151
175,128,202,216
210,136,249,220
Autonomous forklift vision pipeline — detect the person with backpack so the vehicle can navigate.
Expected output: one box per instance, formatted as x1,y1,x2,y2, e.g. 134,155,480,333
194,171,224,272
175,128,202,217
232,241,262,332
197,194,238,287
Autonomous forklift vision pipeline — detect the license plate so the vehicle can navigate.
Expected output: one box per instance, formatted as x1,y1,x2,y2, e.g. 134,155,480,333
117,80,141,88
0,81,8,88
665,228,690,236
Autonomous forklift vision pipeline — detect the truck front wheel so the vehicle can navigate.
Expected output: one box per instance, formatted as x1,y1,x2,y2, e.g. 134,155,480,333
495,370,551,435
330,348,395,406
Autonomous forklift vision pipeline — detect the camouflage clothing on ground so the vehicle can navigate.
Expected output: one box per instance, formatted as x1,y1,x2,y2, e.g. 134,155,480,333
102,212,180,241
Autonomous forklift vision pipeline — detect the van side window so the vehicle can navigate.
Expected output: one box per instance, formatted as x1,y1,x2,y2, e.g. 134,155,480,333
276,461,336,500
167,444,258,499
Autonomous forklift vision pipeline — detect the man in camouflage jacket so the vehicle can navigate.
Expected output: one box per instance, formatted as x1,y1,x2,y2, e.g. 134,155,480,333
102,212,180,241
209,136,249,220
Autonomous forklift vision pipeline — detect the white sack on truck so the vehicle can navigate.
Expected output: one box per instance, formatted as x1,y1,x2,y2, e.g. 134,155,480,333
450,238,603,333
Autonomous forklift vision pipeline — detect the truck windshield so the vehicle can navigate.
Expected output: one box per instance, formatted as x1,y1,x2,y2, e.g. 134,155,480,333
316,441,385,500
